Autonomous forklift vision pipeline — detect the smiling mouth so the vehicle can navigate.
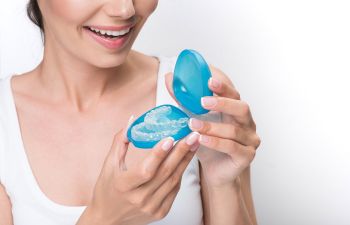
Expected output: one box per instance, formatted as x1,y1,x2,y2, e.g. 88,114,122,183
83,26,133,39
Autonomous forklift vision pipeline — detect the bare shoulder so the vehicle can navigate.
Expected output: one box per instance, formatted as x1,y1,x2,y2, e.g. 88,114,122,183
10,69,39,98
0,183,13,225
130,50,160,74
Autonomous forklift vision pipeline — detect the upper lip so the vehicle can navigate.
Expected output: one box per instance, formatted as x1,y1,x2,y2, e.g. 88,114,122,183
85,23,136,31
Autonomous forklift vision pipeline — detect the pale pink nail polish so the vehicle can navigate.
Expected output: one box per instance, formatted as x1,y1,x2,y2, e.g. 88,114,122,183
201,97,217,108
162,137,174,151
186,132,200,145
123,115,134,142
210,77,221,88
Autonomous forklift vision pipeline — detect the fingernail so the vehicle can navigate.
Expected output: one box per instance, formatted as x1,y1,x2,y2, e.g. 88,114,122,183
190,142,200,152
162,137,174,151
210,77,221,89
199,135,210,144
123,115,135,142
186,132,200,146
127,115,135,128
189,118,203,130
201,97,217,108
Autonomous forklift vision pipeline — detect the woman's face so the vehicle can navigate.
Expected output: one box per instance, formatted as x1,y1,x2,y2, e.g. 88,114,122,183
38,0,158,68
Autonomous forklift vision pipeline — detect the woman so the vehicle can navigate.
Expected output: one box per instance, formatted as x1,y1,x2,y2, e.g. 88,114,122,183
0,0,261,224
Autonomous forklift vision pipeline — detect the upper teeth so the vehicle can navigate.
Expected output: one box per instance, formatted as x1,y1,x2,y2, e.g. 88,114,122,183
89,27,131,37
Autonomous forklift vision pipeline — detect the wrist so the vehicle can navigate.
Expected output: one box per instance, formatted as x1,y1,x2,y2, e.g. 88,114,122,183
206,178,252,225
208,177,242,194
77,205,117,225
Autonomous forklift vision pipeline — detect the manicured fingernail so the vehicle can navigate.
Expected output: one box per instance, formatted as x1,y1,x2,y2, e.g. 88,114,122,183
209,77,221,89
162,137,174,151
186,132,200,145
201,97,217,108
199,135,210,144
190,142,200,152
127,115,135,127
189,118,203,130
123,115,135,142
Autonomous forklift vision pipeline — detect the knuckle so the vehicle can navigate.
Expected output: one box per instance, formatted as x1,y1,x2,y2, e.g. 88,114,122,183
240,101,251,115
154,208,169,220
141,206,157,218
152,148,165,158
234,90,241,100
139,167,154,181
170,174,181,187
238,158,250,169
255,135,262,148
174,181,182,192
239,161,248,169
201,121,211,133
161,165,173,178
129,194,147,208
218,97,227,108
228,141,238,155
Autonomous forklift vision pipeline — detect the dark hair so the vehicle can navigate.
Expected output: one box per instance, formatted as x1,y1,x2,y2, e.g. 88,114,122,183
27,0,44,32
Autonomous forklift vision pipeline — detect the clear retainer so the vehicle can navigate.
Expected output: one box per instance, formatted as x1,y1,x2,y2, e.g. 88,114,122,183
131,106,189,141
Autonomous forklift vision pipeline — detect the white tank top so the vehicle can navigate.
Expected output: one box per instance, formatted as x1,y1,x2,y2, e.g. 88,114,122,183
0,56,205,225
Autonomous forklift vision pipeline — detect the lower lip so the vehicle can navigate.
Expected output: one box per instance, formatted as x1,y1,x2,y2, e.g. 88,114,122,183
84,27,133,50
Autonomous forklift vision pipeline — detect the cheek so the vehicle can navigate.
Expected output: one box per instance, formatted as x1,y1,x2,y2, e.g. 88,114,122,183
134,0,158,16
43,0,95,27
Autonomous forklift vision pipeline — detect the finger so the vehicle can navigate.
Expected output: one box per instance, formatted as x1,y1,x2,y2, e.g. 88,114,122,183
150,148,197,208
119,115,136,171
164,72,184,107
116,136,175,191
144,147,197,221
208,77,241,100
199,134,256,169
156,185,179,218
139,132,200,193
153,182,180,220
104,128,128,171
164,72,174,97
188,118,260,147
201,96,254,126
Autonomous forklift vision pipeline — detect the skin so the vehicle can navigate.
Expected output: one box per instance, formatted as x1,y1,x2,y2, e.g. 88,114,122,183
0,0,260,224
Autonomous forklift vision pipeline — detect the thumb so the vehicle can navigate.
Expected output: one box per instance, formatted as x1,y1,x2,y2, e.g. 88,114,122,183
118,115,135,171
164,72,174,98
107,115,135,171
165,72,184,107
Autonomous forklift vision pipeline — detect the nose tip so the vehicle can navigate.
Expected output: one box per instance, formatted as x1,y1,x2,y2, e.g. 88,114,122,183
104,0,136,19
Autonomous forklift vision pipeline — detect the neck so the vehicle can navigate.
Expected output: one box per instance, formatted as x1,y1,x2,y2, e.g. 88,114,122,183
37,40,136,112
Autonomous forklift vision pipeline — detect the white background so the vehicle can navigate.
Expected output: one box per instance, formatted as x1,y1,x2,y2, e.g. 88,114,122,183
1,0,350,224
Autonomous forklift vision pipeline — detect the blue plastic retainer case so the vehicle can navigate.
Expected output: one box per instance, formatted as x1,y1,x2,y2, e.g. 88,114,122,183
127,49,214,149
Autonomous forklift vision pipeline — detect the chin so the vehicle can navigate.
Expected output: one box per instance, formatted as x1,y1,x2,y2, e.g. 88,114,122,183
88,40,136,69
88,53,129,69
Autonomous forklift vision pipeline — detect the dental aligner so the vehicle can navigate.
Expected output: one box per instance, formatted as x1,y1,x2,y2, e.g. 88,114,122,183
131,106,189,141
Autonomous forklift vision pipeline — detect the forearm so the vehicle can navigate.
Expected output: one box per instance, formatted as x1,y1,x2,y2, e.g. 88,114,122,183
0,184,14,225
207,179,253,225
76,206,114,225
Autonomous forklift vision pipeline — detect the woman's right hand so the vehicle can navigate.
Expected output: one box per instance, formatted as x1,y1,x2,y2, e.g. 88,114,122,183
77,117,200,225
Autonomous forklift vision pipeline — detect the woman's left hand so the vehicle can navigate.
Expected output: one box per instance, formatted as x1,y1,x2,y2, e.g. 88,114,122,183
165,67,261,188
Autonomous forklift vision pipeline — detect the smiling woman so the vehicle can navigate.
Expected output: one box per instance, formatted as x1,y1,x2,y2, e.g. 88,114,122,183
0,0,259,225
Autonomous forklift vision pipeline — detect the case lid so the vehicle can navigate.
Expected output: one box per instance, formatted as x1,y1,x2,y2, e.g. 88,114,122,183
173,49,213,115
